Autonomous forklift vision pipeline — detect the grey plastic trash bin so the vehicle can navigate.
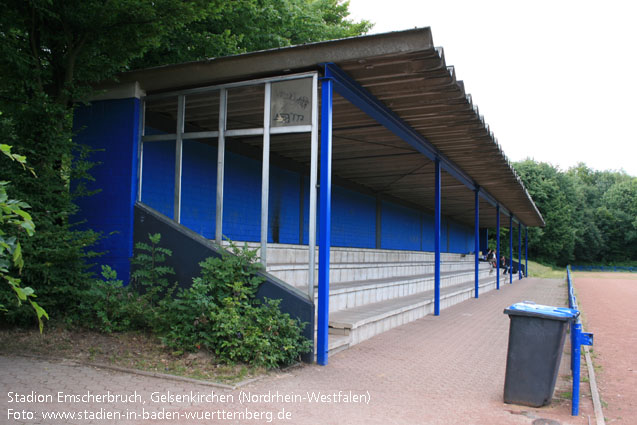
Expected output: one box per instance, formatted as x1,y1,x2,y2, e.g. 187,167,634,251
503,302,579,407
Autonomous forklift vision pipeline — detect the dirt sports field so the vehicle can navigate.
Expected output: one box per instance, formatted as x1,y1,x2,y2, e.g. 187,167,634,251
573,272,637,424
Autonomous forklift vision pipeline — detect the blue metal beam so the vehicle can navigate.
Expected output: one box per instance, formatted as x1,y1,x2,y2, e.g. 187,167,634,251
518,220,522,280
496,205,500,290
474,188,479,298
320,63,524,221
434,158,441,315
317,77,333,365
509,214,513,284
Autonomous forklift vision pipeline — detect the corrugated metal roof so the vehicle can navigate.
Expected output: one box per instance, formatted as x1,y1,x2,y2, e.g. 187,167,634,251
110,27,544,228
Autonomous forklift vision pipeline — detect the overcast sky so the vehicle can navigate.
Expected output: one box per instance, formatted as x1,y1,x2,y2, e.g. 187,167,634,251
347,0,637,176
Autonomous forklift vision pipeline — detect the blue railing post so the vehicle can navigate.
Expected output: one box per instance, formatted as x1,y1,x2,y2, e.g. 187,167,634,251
434,157,441,315
567,265,594,416
317,77,333,366
474,187,479,298
509,214,513,284
496,204,500,290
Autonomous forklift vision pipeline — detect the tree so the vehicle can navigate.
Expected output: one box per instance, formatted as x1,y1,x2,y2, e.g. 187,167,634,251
0,0,370,322
514,160,576,266
132,0,372,69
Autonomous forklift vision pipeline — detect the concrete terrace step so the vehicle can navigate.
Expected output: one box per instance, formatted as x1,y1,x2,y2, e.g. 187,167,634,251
267,261,492,289
321,267,497,312
225,241,474,265
327,275,517,348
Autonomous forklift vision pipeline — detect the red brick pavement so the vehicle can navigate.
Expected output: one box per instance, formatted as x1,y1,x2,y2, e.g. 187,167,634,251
1,278,594,425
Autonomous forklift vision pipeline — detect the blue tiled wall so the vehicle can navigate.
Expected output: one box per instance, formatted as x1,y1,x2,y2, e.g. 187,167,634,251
73,98,140,281
331,186,376,248
381,201,421,251
141,140,175,218
181,140,217,238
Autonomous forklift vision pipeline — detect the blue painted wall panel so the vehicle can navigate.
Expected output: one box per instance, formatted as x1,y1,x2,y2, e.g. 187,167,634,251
331,186,376,248
269,167,301,244
448,220,473,253
181,140,217,238
141,140,175,219
421,213,435,251
381,201,421,250
222,151,261,242
73,98,140,282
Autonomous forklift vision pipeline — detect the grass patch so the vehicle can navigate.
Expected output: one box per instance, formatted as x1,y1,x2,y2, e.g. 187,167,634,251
0,324,266,385
526,260,566,279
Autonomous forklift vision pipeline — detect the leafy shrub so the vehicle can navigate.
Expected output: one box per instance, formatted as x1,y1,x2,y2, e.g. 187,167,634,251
130,233,176,306
0,143,48,331
78,233,175,332
161,242,312,368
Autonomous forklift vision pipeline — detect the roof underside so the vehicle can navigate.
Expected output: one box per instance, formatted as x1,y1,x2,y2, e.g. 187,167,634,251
112,28,544,228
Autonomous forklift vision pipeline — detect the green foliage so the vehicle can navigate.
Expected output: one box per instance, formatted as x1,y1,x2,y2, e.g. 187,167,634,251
78,234,175,333
0,143,48,331
0,0,209,325
160,242,312,368
130,233,176,306
132,0,372,69
0,0,368,328
513,160,637,266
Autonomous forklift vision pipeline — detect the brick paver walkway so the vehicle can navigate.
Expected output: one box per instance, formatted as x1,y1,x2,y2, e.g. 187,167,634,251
1,278,594,425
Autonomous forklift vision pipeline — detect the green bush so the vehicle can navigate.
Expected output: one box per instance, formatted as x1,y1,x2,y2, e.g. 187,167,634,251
160,242,312,368
77,234,175,332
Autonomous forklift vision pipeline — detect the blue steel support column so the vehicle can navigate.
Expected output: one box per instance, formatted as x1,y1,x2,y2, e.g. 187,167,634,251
317,77,333,366
496,205,500,290
509,214,514,284
518,221,522,279
434,158,441,315
474,188,479,298
525,226,528,277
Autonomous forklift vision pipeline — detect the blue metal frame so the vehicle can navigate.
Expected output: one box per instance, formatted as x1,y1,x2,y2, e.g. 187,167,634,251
509,214,513,284
496,205,500,290
434,158,441,315
474,188,479,298
320,62,521,219
518,221,522,279
317,77,333,365
525,226,528,277
567,266,594,415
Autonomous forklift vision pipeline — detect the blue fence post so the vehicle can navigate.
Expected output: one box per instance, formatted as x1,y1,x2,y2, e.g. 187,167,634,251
434,157,441,315
572,321,582,416
567,265,594,416
496,204,500,290
317,77,333,366
509,214,513,284
474,187,479,298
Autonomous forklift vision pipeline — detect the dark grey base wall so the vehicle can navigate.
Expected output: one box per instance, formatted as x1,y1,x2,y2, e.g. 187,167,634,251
133,202,315,363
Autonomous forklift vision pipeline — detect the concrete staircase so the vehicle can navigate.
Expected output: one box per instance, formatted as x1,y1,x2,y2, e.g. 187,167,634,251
228,242,519,355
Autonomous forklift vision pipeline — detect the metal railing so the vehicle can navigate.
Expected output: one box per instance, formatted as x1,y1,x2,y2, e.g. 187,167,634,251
571,264,636,272
566,265,594,416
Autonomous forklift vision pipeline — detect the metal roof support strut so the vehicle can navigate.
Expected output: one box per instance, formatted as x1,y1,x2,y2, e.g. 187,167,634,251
434,158,441,315
509,214,514,284
525,227,528,278
518,220,522,280
320,62,514,217
317,77,333,366
496,205,501,290
474,188,480,298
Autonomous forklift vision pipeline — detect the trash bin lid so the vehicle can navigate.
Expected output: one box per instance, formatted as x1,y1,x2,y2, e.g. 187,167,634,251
504,302,579,321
